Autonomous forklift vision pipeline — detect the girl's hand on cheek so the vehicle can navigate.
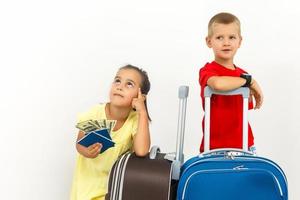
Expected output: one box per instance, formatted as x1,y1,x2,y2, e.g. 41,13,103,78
132,88,147,113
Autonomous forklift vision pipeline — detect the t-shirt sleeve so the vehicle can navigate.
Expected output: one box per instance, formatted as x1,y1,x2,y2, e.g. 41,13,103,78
199,66,218,87
77,105,100,123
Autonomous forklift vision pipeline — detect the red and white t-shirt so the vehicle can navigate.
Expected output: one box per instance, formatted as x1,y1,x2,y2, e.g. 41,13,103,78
199,61,254,152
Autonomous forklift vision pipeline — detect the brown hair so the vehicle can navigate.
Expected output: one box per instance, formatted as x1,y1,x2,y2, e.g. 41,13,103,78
119,64,151,121
208,12,241,37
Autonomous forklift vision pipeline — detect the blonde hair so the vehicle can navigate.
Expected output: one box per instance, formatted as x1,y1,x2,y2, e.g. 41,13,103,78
208,12,241,37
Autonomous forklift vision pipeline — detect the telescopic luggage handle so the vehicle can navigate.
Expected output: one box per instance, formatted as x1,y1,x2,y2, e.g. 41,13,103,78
149,86,189,180
204,86,250,153
175,85,189,164
172,85,189,180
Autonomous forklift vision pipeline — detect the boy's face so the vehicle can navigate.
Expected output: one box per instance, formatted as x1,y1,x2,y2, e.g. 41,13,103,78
206,22,242,63
109,69,142,108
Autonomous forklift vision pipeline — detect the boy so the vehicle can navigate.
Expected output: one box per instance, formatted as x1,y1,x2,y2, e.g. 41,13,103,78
199,12,263,153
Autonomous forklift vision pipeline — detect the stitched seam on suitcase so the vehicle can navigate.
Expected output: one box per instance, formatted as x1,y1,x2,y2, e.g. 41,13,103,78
118,153,131,200
182,156,286,179
116,153,130,200
110,155,121,200
167,162,173,200
111,153,130,200
113,153,127,200
110,155,122,199
182,169,283,199
111,155,123,200
179,157,288,199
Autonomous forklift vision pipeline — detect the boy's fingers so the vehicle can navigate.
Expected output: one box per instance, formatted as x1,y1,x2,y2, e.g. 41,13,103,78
255,98,262,109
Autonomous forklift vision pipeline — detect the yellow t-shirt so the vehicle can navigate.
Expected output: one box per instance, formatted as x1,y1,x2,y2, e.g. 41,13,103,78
70,103,138,200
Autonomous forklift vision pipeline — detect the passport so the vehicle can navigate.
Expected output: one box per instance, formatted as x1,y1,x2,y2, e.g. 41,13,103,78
77,129,115,154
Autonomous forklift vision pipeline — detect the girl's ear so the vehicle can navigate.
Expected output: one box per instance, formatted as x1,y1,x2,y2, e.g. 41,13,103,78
206,36,212,48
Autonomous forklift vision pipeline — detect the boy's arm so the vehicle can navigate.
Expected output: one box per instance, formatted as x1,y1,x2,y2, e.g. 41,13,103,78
250,79,264,109
207,76,264,109
76,130,102,158
207,76,247,91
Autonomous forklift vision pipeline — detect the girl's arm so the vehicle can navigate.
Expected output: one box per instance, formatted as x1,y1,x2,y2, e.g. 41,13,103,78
76,130,102,158
132,89,151,157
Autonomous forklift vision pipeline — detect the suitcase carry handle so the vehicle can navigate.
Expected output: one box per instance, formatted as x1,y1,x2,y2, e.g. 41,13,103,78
203,86,251,153
149,146,161,159
201,148,254,157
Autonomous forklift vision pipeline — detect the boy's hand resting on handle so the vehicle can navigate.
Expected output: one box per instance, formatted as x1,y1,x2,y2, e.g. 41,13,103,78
250,79,264,109
132,88,147,113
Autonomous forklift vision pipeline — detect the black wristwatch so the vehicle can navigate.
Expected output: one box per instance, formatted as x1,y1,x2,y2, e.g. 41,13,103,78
240,73,252,87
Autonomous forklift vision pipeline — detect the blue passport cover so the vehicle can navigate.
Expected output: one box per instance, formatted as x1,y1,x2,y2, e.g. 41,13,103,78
94,129,112,140
77,129,115,153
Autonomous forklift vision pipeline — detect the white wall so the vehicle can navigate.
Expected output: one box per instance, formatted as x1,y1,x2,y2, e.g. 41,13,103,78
0,0,299,199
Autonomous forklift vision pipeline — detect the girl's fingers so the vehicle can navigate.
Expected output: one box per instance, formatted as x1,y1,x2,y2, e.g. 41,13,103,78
138,88,142,98
132,98,137,109
138,88,146,101
88,143,102,156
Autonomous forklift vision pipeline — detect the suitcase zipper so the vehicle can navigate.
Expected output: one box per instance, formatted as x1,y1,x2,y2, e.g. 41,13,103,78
181,156,287,184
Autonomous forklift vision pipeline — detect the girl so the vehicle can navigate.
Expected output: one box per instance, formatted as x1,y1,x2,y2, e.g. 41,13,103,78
70,64,151,200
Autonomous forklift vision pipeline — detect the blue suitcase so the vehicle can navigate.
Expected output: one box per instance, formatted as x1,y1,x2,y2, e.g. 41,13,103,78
177,86,288,200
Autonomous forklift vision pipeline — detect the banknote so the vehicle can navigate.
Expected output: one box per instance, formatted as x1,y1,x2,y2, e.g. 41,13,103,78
76,119,116,134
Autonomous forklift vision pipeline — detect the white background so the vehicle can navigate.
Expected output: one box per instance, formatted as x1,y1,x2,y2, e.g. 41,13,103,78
0,0,299,199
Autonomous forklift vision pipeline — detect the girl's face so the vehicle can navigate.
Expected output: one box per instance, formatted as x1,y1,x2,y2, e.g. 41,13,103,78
109,68,142,108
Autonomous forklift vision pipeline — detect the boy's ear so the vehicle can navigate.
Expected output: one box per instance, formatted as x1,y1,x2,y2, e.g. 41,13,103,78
238,36,243,48
206,36,212,48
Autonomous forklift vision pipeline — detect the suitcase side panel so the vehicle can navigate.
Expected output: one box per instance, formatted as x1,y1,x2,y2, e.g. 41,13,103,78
177,155,288,200
183,169,283,200
121,153,173,200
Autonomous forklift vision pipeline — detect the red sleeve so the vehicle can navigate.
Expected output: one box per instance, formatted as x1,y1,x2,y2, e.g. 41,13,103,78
199,65,218,87
237,67,249,75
